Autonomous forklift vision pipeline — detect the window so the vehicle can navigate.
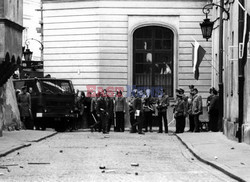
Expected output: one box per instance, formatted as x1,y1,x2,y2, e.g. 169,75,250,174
133,26,174,96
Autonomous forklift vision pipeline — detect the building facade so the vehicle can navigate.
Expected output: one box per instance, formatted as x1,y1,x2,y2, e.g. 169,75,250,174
0,0,24,135
42,0,212,101
210,0,250,144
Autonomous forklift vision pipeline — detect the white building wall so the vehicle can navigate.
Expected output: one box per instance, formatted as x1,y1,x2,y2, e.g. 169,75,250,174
42,0,212,101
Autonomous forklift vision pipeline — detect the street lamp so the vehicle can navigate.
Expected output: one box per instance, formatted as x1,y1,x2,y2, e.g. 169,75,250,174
21,38,44,77
200,18,214,41
200,2,230,132
23,38,44,61
23,48,33,62
200,3,229,41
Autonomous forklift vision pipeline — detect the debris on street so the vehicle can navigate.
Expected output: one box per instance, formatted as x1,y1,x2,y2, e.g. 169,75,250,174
135,172,138,175
59,150,63,153
99,166,106,169
28,162,50,165
131,163,139,167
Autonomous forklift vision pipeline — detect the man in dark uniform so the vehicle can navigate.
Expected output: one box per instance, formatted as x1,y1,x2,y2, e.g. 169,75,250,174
17,86,33,130
103,89,114,132
192,88,203,132
157,89,169,133
128,89,137,133
208,88,219,132
143,88,154,132
187,85,195,132
132,89,144,134
96,90,109,134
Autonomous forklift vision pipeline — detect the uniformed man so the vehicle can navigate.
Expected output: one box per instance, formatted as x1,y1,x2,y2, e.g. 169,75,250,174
157,89,169,133
143,88,154,132
17,86,33,130
132,89,144,135
191,88,203,132
128,89,137,133
90,91,101,132
173,93,186,133
96,90,109,134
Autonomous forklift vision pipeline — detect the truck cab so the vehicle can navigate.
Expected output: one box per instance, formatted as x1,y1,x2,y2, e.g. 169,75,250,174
13,78,77,131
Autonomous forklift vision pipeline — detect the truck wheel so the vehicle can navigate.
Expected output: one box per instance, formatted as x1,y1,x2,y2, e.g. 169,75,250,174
55,120,67,132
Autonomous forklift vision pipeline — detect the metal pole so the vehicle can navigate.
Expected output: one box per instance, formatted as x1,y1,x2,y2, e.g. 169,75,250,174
238,0,245,143
218,0,224,132
40,1,44,62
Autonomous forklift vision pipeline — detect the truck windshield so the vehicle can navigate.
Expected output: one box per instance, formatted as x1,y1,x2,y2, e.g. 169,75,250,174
40,80,73,94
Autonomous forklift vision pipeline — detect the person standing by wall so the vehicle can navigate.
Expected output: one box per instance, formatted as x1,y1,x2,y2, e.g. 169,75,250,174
173,93,186,133
157,89,169,133
191,88,203,132
143,88,154,132
208,88,219,132
96,90,109,134
17,86,33,130
90,91,101,132
132,89,144,135
187,85,195,132
114,90,126,132
84,91,92,128
103,89,113,132
128,89,137,133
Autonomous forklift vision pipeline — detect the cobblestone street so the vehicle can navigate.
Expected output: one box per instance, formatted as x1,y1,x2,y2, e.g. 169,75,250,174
0,131,236,182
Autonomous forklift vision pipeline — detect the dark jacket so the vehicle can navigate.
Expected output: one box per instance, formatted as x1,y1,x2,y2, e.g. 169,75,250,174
157,94,169,112
208,95,219,113
143,96,154,112
96,97,109,115
174,99,186,118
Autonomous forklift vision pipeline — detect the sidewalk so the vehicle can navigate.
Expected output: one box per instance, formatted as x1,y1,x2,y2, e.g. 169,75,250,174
176,132,250,182
0,130,57,157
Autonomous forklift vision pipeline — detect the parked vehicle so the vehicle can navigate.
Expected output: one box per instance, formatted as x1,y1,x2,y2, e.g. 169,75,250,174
13,78,77,132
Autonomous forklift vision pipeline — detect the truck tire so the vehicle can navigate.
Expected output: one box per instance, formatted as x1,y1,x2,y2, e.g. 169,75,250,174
55,120,67,132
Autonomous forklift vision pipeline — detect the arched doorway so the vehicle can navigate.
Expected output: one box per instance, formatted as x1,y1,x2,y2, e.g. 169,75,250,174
133,26,174,96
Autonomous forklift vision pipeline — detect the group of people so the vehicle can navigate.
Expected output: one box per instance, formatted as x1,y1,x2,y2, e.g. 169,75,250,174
16,83,219,134
173,86,203,133
74,88,170,134
173,85,220,133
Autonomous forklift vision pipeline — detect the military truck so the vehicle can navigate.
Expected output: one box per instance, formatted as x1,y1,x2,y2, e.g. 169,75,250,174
13,78,77,132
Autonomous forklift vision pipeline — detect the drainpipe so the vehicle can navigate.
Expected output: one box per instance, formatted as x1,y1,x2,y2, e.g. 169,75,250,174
218,0,224,132
238,0,245,143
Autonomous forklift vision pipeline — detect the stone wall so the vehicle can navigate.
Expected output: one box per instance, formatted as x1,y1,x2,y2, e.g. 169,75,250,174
0,78,21,135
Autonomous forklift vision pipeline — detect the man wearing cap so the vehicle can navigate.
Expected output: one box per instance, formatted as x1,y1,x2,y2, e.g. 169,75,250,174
157,89,169,133
187,85,195,132
132,89,144,134
96,90,109,134
208,88,219,132
128,89,137,133
17,86,33,130
191,88,203,132
173,92,186,133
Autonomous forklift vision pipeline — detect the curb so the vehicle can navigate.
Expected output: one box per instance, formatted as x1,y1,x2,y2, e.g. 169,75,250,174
0,143,31,158
0,132,57,158
30,132,58,142
175,134,247,182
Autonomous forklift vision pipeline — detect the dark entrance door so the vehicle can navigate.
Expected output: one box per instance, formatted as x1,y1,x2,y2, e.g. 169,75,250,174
133,26,174,96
